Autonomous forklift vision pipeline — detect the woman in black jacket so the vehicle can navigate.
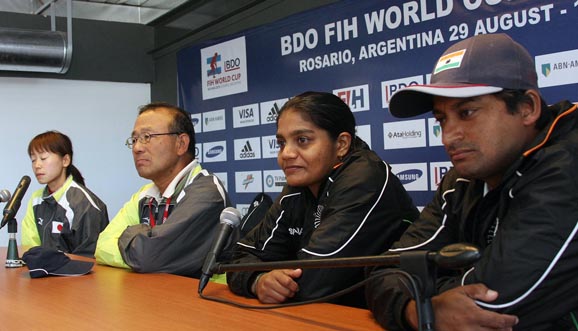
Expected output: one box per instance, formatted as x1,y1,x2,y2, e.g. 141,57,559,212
227,91,419,307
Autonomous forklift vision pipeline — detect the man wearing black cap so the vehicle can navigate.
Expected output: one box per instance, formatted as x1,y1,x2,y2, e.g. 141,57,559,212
366,33,578,330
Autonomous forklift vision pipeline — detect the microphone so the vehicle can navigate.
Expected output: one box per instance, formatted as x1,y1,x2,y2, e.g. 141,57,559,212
198,207,241,294
213,243,481,273
0,189,11,203
1,176,31,229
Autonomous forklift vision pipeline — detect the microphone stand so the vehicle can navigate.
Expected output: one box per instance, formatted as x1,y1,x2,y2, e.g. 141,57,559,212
213,244,480,331
5,217,23,268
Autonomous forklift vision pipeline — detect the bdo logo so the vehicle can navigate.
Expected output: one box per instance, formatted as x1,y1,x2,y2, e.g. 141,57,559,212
381,75,424,108
225,58,241,72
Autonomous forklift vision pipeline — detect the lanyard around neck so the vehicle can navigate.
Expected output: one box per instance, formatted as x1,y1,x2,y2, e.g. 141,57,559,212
148,196,172,228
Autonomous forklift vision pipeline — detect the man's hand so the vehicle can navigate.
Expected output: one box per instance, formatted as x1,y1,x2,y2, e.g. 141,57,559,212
404,284,519,331
254,269,302,304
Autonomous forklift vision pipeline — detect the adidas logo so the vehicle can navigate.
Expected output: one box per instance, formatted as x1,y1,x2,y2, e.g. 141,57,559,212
266,103,281,122
239,140,256,158
242,141,253,152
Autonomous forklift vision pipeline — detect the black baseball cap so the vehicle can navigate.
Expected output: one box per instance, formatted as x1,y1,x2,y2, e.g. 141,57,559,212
389,33,539,118
22,246,94,278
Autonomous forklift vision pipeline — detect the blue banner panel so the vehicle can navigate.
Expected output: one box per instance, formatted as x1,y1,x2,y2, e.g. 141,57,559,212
177,0,578,214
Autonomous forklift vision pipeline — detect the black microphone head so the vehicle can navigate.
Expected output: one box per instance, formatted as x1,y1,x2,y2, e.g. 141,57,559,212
21,175,32,188
434,243,481,269
0,189,10,203
219,207,241,228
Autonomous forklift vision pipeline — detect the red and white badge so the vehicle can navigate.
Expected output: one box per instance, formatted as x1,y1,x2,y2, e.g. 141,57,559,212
52,221,64,234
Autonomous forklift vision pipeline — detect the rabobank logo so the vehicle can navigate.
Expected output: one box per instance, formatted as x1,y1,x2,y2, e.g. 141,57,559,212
381,75,424,108
233,103,259,128
391,163,428,191
203,141,227,163
333,84,370,112
536,49,578,88
206,52,221,77
234,137,261,160
260,98,288,125
206,145,224,158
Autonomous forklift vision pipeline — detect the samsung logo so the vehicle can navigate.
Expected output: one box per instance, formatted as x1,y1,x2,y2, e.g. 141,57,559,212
206,146,224,158
397,169,423,184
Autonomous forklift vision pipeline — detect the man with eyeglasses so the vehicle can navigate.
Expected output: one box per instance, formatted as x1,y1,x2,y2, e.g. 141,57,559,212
95,102,233,277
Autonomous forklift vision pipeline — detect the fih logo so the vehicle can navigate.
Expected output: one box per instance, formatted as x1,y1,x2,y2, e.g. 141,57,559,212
243,174,254,189
206,52,221,78
397,169,423,185
267,103,281,122
206,145,224,158
335,85,368,111
542,63,551,77
239,141,256,158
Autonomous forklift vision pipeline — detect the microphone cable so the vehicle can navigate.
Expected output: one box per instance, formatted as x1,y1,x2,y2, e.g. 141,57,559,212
198,268,417,310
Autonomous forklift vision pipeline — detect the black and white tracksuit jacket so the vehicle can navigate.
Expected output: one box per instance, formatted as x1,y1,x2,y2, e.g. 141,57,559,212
366,101,578,330
227,143,419,307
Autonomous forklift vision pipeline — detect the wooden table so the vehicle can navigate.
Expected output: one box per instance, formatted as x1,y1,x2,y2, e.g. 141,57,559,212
0,248,383,330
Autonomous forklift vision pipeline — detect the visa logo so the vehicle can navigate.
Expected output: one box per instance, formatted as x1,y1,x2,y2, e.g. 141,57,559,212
238,108,254,118
268,139,279,149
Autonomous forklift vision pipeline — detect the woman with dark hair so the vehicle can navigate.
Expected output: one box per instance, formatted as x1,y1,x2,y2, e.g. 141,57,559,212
21,131,109,257
227,91,419,307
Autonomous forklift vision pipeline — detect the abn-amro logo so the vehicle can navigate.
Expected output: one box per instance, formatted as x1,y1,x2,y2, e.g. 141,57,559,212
542,63,551,77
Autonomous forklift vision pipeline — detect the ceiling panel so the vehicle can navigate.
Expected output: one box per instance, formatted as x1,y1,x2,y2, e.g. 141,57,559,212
0,0,191,24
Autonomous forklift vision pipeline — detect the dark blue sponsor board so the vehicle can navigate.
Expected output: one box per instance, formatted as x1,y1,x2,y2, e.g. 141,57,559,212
178,0,578,207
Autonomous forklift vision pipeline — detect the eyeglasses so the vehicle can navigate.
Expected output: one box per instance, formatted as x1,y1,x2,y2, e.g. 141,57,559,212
125,132,181,149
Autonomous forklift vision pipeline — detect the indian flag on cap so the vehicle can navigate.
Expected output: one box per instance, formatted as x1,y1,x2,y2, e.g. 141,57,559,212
434,49,466,74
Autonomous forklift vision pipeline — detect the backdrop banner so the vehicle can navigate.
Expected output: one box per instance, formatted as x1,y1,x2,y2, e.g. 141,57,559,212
177,0,578,213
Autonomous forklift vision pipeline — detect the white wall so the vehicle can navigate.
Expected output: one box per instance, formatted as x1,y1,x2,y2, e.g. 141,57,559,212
0,77,150,247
